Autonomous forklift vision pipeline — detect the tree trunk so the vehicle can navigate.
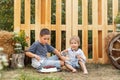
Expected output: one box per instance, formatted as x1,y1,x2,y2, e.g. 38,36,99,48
11,53,25,68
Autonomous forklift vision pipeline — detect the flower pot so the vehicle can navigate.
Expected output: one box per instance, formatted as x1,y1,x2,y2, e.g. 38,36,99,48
11,53,25,68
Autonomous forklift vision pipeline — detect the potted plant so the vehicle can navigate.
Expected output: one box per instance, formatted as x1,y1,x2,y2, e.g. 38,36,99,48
13,31,29,51
114,12,120,32
11,31,29,68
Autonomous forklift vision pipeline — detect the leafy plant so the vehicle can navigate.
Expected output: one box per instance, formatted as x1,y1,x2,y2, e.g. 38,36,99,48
14,43,23,53
114,12,120,24
13,31,29,50
0,0,14,31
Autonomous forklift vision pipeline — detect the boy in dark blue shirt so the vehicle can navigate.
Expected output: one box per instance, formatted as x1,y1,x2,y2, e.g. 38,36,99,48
26,28,65,69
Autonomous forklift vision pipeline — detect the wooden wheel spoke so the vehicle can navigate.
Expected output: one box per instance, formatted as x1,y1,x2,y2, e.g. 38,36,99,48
117,39,120,43
110,56,120,61
112,48,120,51
108,34,120,69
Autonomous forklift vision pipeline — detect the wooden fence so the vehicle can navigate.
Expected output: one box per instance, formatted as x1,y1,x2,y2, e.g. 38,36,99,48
14,0,119,63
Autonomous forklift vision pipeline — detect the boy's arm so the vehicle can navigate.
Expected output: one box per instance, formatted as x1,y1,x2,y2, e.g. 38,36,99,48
53,49,66,61
26,52,40,61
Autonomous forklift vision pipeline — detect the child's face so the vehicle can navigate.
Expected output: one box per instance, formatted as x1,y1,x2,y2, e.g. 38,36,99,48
40,35,50,45
70,39,79,50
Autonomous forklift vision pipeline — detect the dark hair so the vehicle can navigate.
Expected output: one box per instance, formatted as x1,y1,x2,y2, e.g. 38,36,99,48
40,28,50,36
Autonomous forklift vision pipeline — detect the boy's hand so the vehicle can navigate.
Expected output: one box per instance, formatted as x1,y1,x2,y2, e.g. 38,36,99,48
62,49,68,53
34,55,40,61
61,56,66,61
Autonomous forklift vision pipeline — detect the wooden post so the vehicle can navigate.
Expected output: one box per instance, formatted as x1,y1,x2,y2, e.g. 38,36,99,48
25,0,31,46
56,0,61,51
92,0,98,63
102,0,109,63
35,0,41,41
82,0,88,59
72,0,78,36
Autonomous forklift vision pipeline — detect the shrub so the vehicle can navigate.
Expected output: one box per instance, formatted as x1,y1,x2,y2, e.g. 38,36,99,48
114,12,120,24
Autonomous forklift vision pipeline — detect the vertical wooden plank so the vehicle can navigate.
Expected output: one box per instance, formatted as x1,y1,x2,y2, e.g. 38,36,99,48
98,0,102,25
56,0,61,51
92,0,98,63
25,0,31,46
35,0,41,41
66,0,72,48
102,0,109,63
113,0,118,31
72,0,78,36
14,0,21,32
82,0,88,59
47,0,52,57
47,0,52,44
47,0,51,27
45,0,48,25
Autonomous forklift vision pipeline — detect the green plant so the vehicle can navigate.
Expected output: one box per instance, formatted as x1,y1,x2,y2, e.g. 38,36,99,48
114,12,120,24
16,72,63,80
14,43,23,53
13,31,29,50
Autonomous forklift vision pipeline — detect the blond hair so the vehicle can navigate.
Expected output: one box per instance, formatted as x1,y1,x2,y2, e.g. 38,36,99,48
69,36,80,46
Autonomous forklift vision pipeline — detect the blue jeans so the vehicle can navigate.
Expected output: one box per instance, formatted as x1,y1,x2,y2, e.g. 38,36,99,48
31,55,61,69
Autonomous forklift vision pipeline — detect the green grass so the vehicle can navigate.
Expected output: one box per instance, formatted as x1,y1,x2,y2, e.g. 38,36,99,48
16,72,63,80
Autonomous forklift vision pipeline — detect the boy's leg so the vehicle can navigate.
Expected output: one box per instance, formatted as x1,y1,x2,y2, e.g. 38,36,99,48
47,55,65,66
31,58,42,69
78,59,88,74
42,59,63,68
48,55,59,60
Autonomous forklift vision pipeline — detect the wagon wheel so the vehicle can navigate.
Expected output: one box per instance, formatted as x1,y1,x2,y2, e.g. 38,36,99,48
108,34,120,69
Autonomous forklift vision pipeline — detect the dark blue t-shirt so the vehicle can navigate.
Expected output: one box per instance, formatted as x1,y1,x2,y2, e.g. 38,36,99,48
28,40,55,59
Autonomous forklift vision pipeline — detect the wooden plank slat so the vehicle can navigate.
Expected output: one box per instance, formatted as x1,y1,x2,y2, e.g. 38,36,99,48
25,0,31,46
113,0,118,31
66,0,72,48
14,0,21,32
56,0,61,51
102,0,109,63
92,0,98,63
82,0,88,59
98,0,102,25
72,0,78,36
35,0,41,41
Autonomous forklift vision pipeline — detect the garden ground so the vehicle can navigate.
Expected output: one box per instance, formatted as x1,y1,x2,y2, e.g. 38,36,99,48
1,63,120,80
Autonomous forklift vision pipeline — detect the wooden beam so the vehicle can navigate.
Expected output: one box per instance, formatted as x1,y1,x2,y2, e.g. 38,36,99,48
92,0,98,63
25,0,31,46
82,0,88,59
35,0,41,41
56,0,61,51
72,0,78,36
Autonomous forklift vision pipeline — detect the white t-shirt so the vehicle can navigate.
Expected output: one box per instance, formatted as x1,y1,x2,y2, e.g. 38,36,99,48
67,48,86,62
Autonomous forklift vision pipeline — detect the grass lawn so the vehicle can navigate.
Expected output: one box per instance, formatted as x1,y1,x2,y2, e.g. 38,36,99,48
0,63,120,80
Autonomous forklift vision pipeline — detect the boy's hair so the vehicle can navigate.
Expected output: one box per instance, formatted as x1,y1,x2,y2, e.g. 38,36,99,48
40,28,51,36
69,36,80,46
